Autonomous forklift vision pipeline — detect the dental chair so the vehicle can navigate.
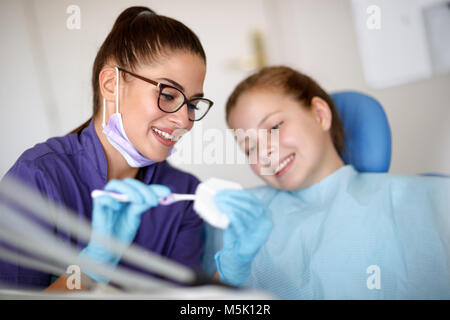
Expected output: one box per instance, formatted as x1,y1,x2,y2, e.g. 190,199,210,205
331,90,392,173
201,90,393,275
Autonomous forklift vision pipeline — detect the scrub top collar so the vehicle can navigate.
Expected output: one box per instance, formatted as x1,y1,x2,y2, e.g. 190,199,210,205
288,164,356,205
79,120,157,184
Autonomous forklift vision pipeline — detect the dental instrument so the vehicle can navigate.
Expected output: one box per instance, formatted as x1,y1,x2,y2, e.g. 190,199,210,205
91,178,243,229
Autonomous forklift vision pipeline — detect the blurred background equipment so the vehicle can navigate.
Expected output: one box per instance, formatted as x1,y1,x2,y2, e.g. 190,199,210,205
0,175,273,299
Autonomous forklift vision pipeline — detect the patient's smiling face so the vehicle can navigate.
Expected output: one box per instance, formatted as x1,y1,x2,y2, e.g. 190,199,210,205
228,88,343,190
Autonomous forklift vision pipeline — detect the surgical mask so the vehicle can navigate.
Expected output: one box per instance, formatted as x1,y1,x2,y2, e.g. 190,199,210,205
102,67,174,167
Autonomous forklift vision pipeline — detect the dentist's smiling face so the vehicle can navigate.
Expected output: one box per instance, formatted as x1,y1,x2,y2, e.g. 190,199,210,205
119,51,206,162
228,88,336,191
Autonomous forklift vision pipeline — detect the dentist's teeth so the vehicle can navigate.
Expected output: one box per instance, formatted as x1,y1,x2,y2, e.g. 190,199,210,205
152,127,179,141
274,154,294,174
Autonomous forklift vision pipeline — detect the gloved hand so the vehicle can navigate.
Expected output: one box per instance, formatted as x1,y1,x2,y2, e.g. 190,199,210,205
80,178,170,282
213,189,272,286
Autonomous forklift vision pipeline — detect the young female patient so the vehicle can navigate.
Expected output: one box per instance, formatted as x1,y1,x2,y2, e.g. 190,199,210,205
212,66,450,299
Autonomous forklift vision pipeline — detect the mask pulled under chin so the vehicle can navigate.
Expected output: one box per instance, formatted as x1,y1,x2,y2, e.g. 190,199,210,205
102,112,157,168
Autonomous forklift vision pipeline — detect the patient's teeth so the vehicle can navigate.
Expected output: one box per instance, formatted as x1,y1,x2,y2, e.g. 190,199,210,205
275,154,294,174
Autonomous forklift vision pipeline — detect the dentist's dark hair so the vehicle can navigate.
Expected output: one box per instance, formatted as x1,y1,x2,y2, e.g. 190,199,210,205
226,66,345,156
71,6,206,134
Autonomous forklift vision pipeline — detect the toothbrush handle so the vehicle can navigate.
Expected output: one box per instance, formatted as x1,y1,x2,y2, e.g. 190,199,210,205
91,190,129,202
91,190,196,205
158,193,196,205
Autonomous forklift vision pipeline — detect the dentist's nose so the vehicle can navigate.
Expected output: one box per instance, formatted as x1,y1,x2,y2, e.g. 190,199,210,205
167,104,192,129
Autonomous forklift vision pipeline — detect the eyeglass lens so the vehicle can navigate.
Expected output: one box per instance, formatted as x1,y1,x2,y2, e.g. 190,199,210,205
159,86,210,121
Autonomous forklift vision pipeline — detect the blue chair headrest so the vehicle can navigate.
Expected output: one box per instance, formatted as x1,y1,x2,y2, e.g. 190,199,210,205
331,91,392,173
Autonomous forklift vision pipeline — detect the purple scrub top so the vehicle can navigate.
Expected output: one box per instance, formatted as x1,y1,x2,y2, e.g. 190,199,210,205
0,120,203,288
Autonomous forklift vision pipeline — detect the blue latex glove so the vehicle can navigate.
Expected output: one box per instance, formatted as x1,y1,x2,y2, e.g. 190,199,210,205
213,189,272,286
80,178,170,282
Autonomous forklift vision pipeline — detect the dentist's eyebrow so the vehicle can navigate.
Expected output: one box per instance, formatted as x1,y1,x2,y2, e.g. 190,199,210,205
157,77,204,98
257,111,281,128
157,77,184,91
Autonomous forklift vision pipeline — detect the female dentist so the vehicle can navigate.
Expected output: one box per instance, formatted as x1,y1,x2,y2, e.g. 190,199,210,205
0,6,214,290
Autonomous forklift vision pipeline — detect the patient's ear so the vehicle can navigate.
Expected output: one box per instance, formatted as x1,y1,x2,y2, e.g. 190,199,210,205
311,97,332,132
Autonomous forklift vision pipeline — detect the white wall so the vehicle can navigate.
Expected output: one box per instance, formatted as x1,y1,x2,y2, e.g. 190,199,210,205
1,0,449,189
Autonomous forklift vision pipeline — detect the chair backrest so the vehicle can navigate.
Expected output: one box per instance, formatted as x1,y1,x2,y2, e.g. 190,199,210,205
331,91,392,173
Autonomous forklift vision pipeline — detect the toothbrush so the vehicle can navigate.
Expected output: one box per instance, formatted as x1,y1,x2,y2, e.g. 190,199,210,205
91,178,242,229
91,190,196,205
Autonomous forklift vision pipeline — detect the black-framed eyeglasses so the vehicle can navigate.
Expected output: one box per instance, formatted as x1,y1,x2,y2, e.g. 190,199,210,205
117,67,213,121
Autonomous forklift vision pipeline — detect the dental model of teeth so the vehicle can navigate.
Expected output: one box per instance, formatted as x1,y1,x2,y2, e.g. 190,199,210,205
274,154,295,174
152,127,180,141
